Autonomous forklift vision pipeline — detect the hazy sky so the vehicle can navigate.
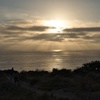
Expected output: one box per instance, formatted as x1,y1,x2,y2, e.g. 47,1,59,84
0,0,100,52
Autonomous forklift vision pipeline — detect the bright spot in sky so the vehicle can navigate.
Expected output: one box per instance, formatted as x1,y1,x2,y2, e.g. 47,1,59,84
44,20,67,33
47,20,65,28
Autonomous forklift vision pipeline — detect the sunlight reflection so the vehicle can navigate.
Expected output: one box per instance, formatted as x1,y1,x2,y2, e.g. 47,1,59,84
47,53,63,71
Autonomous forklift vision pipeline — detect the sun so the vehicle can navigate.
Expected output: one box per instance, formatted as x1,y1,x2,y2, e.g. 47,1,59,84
44,20,66,33
47,20,65,28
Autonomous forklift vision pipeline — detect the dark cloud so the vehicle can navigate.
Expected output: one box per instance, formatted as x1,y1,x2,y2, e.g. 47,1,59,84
32,32,100,42
63,27,100,32
23,34,63,42
58,32,87,38
83,33,100,42
0,23,100,43
20,32,88,42
1,31,100,43
28,26,55,31
6,25,55,32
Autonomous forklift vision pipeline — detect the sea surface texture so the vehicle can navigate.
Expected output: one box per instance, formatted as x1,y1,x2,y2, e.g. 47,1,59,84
0,51,100,71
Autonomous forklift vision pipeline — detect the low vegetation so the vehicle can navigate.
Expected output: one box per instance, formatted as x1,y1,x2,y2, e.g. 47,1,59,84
0,61,100,100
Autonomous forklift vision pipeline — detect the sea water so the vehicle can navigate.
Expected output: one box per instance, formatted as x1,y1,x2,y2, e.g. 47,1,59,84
0,51,100,71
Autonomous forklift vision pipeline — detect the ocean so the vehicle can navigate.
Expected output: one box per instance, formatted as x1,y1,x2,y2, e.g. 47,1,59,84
0,51,100,71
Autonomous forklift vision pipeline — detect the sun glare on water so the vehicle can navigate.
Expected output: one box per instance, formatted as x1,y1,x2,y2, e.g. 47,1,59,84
53,50,62,52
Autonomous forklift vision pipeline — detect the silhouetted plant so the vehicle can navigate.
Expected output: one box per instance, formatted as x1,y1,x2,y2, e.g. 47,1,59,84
30,79,39,86
51,68,72,77
73,61,100,75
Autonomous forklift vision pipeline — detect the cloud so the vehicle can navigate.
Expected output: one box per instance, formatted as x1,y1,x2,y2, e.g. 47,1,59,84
0,20,100,44
69,20,100,28
83,33,100,42
63,27,100,32
16,32,88,42
6,25,54,32
9,20,34,26
26,33,64,42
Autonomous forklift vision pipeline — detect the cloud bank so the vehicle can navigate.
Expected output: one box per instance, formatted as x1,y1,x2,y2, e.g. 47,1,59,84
0,20,100,52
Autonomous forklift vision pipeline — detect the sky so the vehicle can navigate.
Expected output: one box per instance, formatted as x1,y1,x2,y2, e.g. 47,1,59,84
0,0,100,52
